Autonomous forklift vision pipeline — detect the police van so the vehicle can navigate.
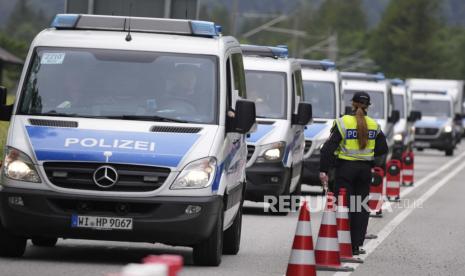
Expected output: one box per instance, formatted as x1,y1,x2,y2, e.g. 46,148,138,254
411,92,457,156
341,72,400,166
0,14,257,266
241,45,312,204
391,79,421,159
298,59,340,186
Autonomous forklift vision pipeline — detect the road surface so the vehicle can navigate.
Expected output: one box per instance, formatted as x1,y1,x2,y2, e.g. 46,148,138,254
1,144,465,276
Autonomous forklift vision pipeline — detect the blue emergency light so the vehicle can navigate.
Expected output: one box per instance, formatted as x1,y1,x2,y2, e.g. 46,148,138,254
50,14,221,37
341,72,385,82
241,44,289,59
390,78,404,86
298,59,336,71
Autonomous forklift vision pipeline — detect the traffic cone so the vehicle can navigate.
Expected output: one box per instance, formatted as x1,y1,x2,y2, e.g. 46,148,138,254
385,159,401,201
369,167,384,218
143,255,183,276
337,188,363,264
315,192,354,272
401,151,414,186
286,200,316,276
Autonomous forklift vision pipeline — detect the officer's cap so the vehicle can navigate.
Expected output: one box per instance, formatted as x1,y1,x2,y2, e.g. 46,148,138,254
352,92,371,106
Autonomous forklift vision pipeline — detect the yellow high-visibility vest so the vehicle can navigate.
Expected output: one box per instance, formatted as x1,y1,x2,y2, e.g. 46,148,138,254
334,115,380,161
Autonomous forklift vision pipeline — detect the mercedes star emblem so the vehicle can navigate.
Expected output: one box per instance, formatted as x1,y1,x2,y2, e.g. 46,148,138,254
93,165,119,189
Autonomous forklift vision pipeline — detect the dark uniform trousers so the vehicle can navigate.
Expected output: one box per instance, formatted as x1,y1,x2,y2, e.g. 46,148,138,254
334,159,371,249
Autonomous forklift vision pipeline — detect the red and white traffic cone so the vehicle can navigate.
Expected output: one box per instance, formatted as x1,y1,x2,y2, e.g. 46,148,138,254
402,151,414,186
286,200,316,276
337,188,363,264
369,167,384,218
315,192,354,272
386,159,401,202
143,255,183,276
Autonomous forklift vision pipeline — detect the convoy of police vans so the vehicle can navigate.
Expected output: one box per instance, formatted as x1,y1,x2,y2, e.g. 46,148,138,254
0,12,464,268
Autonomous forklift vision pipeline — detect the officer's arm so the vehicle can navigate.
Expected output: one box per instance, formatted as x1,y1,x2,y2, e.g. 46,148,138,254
374,130,389,156
319,125,342,173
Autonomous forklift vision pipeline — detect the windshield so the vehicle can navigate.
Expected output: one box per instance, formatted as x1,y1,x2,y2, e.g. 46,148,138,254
343,90,385,119
393,95,405,117
303,81,336,119
245,70,287,119
19,47,218,124
413,99,451,118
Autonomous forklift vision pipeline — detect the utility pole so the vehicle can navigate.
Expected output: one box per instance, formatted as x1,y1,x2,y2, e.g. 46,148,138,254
327,33,338,61
230,0,239,36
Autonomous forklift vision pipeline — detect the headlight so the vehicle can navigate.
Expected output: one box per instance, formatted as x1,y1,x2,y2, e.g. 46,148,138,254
3,147,41,183
444,125,453,133
171,157,216,189
257,142,286,162
394,134,403,142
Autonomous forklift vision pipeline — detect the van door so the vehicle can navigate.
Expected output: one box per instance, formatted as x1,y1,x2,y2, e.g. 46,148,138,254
223,52,247,227
289,70,305,191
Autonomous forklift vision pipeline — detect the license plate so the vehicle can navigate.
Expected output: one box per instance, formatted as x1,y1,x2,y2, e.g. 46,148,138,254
415,142,430,148
71,215,133,230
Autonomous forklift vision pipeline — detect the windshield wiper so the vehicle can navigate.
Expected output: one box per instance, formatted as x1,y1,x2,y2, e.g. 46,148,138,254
30,111,80,117
107,115,189,123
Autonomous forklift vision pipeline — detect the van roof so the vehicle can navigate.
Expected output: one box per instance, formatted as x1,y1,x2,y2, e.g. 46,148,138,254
341,79,389,93
31,28,238,56
301,69,339,83
412,92,452,101
243,56,299,73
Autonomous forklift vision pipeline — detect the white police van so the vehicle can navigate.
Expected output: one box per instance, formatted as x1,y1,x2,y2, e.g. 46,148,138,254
412,92,457,156
341,72,400,166
241,45,312,204
298,59,340,186
391,79,421,159
0,14,256,266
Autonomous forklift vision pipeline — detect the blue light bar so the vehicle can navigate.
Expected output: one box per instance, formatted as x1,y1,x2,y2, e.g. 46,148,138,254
298,59,336,70
374,72,385,81
51,14,79,29
341,72,386,82
190,20,219,37
390,78,404,86
269,46,289,58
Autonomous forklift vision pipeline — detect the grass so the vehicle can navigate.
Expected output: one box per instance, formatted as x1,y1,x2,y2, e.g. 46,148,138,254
0,95,16,155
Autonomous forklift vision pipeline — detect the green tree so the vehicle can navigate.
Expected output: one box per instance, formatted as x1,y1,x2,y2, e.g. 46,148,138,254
369,0,443,78
5,0,49,43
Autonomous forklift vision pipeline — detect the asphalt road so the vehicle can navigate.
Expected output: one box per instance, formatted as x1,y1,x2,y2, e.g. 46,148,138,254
1,144,464,276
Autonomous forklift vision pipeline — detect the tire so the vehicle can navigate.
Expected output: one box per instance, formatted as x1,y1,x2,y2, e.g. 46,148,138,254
32,237,58,247
223,205,242,255
445,148,454,156
275,170,292,216
417,148,424,151
0,222,27,257
193,207,223,266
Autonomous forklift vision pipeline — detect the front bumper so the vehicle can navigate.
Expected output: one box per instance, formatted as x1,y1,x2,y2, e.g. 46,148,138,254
414,132,455,150
0,187,222,246
245,162,290,201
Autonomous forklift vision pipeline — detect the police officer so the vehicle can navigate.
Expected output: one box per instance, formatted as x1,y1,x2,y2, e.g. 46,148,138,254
319,92,388,255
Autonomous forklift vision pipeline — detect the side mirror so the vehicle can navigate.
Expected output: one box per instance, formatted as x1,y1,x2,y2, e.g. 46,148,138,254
388,110,400,124
292,102,312,125
231,100,256,134
408,110,422,122
0,86,12,121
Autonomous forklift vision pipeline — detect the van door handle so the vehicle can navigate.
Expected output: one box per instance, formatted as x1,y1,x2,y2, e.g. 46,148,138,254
232,139,240,145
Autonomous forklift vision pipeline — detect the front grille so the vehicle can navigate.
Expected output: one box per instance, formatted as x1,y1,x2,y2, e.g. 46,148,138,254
150,126,202,133
43,162,170,192
247,145,255,161
304,140,313,154
48,198,157,215
29,119,78,128
415,127,439,136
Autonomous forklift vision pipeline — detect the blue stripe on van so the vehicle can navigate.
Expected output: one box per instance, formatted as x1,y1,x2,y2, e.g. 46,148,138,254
26,126,200,168
247,124,274,143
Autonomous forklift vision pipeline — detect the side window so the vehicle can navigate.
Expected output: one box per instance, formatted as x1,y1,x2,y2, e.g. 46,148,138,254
295,70,303,98
226,57,232,110
291,74,296,113
231,53,247,99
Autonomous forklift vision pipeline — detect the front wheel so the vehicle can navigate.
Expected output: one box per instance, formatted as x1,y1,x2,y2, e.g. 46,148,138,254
193,208,223,266
223,205,242,255
445,148,454,156
0,222,27,257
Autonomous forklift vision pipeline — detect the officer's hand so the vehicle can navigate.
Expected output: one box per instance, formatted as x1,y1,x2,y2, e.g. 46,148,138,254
319,172,329,189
